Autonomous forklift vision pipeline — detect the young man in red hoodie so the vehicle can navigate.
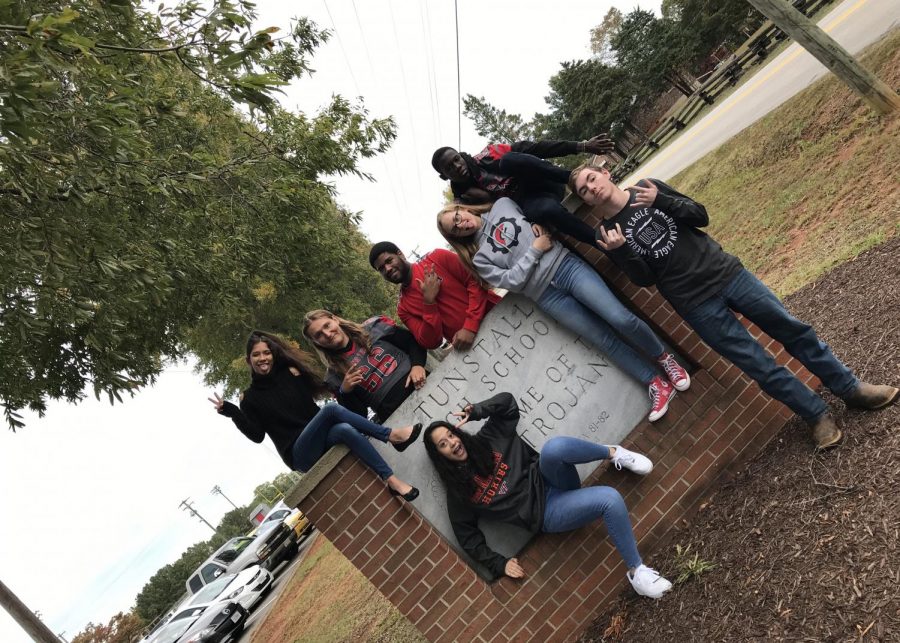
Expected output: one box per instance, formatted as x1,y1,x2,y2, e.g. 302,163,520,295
370,241,500,351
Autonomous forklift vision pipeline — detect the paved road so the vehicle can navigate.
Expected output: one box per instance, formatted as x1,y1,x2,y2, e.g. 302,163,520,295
235,531,318,642
622,0,900,184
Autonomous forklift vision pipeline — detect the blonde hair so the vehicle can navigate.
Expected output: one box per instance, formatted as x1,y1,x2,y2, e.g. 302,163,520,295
302,309,372,376
435,202,493,289
567,159,608,195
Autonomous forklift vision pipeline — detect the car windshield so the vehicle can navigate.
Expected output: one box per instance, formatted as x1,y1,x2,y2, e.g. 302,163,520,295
189,574,237,605
264,509,290,523
215,537,254,563
151,608,204,643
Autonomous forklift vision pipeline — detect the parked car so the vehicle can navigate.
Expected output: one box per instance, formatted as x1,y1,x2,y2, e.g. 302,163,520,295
186,513,307,594
185,565,273,612
147,601,247,643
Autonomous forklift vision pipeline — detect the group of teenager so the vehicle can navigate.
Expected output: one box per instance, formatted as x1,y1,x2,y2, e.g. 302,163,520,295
210,133,898,600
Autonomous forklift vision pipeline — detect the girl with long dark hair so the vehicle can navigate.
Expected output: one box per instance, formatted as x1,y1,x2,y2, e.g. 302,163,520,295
209,331,421,501
423,392,672,598
436,198,690,423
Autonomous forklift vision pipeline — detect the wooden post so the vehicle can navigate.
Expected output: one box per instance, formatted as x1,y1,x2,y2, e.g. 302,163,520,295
746,0,899,114
0,580,60,643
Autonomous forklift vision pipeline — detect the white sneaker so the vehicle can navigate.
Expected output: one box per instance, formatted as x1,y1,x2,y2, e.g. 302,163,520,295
609,446,653,475
628,564,673,599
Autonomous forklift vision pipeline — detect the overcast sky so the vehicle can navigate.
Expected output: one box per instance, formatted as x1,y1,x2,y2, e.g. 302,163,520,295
0,2,660,640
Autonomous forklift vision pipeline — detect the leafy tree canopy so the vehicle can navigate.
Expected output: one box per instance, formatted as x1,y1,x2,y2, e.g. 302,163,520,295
1,1,396,428
71,611,145,643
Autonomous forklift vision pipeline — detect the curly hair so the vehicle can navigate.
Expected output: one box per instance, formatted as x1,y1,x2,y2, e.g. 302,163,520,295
244,330,328,397
301,309,372,376
423,420,496,501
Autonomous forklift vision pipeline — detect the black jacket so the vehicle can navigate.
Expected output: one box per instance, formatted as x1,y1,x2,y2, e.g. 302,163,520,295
602,179,743,314
219,362,322,469
446,393,544,578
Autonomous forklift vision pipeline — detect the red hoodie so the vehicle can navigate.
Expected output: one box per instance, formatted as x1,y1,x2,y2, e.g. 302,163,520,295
397,249,500,349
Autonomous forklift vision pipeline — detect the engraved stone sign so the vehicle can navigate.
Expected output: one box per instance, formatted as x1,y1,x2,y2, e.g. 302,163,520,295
376,294,652,575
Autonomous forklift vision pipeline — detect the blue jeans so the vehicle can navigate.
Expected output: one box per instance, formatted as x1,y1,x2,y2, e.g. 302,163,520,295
537,254,664,384
540,437,642,569
292,403,393,479
683,269,858,421
499,152,599,246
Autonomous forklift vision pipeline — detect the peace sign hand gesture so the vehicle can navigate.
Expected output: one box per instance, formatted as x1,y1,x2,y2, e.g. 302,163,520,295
417,264,442,305
208,392,225,413
452,404,474,429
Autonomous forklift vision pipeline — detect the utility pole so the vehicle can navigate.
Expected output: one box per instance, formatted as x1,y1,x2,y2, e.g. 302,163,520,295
0,579,60,643
745,0,899,114
178,498,216,532
210,485,239,510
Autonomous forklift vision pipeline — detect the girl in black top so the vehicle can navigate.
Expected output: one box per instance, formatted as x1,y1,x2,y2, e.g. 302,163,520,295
423,392,672,598
302,310,427,422
209,331,421,501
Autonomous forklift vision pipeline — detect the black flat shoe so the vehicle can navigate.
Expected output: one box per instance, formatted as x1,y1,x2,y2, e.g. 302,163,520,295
389,486,419,502
392,422,422,452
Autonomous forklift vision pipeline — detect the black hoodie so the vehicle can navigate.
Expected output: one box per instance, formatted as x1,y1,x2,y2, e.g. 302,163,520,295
447,393,545,578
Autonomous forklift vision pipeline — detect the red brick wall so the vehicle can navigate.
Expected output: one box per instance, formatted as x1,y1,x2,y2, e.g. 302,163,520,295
291,214,819,643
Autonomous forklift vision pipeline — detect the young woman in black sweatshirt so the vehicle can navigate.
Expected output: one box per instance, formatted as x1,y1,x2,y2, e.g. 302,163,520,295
423,392,672,599
303,310,427,423
209,331,421,501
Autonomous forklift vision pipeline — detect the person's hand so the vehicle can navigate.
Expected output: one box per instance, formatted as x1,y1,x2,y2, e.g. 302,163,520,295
451,328,476,351
341,366,364,393
597,223,626,251
581,134,615,155
531,224,553,253
629,179,658,208
208,392,225,413
504,558,526,579
451,405,473,428
405,365,427,390
417,264,442,305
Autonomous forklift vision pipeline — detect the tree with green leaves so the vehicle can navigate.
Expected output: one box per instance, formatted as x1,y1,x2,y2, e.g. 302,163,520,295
134,541,213,622
1,1,396,429
611,8,697,97
461,94,541,144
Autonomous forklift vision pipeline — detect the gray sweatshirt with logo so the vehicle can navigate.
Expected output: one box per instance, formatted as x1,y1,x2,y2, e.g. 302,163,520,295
472,197,569,301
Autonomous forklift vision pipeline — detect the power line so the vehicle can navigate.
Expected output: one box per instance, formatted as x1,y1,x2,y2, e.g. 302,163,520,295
387,0,425,202
321,0,409,216
454,0,461,148
419,1,442,142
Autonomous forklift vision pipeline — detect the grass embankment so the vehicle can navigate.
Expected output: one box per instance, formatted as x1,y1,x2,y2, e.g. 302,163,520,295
250,29,899,643
669,27,900,297
250,536,424,643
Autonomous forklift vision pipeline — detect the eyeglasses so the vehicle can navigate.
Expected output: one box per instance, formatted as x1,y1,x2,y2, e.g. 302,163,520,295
450,207,463,235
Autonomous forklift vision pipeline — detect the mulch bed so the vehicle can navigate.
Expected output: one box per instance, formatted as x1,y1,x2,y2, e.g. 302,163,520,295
579,237,900,643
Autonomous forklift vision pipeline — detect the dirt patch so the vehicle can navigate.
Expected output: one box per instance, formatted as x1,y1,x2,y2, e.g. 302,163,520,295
579,237,900,642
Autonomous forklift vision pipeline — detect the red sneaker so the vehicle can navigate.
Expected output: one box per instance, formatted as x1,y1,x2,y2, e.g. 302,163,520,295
648,376,675,422
658,353,690,391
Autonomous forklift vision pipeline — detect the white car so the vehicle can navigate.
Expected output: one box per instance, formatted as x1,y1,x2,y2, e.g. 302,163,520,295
184,565,273,612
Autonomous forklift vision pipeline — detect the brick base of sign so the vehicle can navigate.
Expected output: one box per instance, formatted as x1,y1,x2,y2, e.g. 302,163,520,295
286,238,821,643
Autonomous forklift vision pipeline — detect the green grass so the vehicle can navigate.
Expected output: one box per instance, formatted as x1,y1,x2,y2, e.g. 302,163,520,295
250,537,425,643
669,27,900,296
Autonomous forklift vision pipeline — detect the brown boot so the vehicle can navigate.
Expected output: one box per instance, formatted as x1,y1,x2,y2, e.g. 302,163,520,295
842,383,900,410
811,415,842,450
